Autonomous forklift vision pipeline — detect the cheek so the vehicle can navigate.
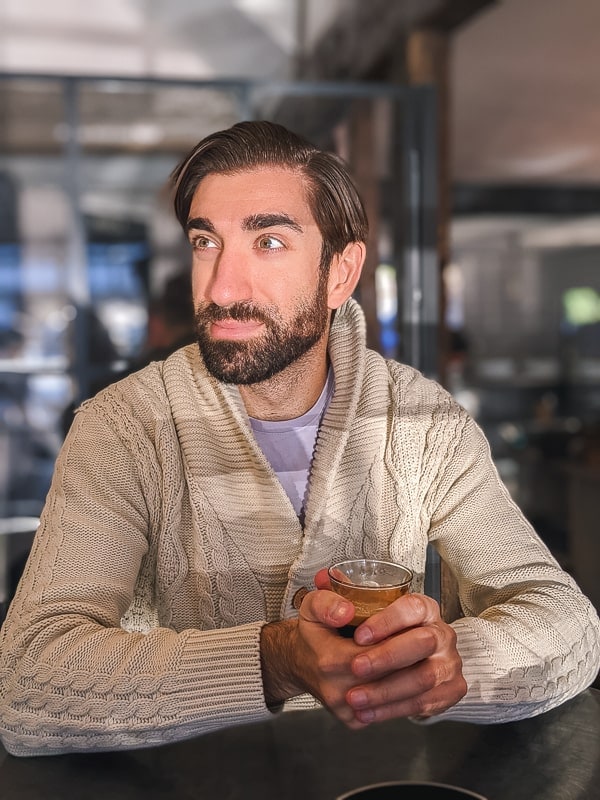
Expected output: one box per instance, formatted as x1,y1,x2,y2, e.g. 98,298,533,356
190,263,209,303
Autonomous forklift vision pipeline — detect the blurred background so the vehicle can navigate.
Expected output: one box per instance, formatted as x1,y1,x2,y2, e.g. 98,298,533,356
1,0,599,620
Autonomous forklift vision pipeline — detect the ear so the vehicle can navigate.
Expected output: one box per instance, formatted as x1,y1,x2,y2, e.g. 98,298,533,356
326,241,366,310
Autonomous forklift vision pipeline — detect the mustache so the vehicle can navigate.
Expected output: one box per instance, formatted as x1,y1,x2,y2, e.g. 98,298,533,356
195,302,273,326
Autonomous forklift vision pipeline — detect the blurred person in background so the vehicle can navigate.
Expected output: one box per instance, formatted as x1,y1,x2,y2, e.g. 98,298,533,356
61,271,195,437
136,270,196,366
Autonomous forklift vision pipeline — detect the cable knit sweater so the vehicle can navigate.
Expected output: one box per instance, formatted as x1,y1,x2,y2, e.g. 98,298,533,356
0,299,599,756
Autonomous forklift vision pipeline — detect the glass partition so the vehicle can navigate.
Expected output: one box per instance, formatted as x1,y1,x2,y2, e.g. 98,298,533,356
0,75,436,567
0,78,70,518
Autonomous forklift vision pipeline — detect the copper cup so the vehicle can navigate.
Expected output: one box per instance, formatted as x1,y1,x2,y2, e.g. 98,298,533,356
328,559,413,628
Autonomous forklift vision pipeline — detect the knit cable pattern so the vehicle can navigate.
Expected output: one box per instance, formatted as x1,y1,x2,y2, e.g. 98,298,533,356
1,298,599,755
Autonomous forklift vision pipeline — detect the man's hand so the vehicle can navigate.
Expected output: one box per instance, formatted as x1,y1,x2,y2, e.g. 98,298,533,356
260,569,466,728
260,587,367,727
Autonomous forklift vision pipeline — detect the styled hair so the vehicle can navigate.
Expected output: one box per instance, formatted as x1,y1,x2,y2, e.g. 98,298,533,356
171,120,368,270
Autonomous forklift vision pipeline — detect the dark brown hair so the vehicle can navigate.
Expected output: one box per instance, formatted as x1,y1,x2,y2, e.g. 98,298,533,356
171,120,368,270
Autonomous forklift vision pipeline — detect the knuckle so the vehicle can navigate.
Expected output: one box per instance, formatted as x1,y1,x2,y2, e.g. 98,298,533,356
406,593,439,623
411,693,431,718
415,625,439,655
316,651,343,678
416,663,439,693
308,589,329,619
407,593,428,618
416,619,459,658
302,589,339,624
445,658,462,682
443,622,459,649
450,677,467,705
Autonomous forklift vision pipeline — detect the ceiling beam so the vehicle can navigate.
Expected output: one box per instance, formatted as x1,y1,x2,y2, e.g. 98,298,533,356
454,184,600,215
302,0,496,81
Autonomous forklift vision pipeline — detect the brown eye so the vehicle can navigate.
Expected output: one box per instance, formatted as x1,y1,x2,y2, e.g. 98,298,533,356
192,236,216,249
257,235,284,250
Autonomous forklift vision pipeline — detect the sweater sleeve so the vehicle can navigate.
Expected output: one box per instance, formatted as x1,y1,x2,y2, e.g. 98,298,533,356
0,401,272,757
426,411,600,723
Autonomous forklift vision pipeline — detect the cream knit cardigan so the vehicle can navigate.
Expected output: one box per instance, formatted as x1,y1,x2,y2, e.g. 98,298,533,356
0,299,598,756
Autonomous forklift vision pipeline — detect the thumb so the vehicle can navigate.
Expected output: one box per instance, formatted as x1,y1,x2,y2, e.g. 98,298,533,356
300,585,355,629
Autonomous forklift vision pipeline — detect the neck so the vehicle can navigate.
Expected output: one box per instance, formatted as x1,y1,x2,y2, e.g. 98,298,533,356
238,337,330,421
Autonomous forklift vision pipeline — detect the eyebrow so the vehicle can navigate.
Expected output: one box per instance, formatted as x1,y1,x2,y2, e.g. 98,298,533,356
186,216,216,235
185,212,304,237
242,213,303,234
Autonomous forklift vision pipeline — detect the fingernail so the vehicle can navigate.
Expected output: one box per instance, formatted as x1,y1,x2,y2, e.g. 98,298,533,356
333,602,352,621
354,625,373,645
357,708,375,723
349,688,368,708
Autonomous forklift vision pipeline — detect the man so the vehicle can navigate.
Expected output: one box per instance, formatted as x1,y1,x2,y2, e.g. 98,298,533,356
0,121,598,756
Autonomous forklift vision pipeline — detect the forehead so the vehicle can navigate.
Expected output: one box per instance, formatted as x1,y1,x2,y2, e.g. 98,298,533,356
188,166,316,224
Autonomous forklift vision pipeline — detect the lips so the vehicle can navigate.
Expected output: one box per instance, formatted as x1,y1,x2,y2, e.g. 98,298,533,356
210,318,265,340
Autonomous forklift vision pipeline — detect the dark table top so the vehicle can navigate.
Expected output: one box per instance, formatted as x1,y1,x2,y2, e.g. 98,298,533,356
1,689,599,800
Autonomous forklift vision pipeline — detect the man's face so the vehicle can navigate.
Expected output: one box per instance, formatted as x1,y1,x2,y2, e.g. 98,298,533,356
187,167,331,385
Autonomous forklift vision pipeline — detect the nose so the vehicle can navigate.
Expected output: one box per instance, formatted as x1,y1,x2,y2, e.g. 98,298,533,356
206,245,252,307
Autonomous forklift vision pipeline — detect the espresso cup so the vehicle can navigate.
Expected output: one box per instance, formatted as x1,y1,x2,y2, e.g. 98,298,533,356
328,559,413,627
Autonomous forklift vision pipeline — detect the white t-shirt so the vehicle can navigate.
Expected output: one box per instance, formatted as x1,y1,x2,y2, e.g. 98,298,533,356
249,368,335,521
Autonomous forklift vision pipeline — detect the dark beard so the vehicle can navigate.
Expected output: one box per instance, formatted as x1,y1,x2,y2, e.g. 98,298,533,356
195,280,329,385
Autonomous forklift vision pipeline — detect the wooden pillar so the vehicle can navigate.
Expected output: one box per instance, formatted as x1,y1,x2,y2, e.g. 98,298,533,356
349,102,381,353
406,28,451,344
407,29,462,623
